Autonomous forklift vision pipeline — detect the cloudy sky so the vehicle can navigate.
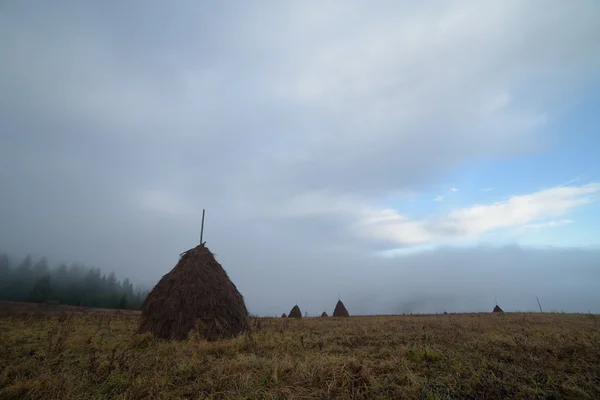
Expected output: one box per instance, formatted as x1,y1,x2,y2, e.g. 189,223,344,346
2,0,600,315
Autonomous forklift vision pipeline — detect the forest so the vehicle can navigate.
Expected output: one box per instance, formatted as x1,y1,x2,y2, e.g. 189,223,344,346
0,253,149,309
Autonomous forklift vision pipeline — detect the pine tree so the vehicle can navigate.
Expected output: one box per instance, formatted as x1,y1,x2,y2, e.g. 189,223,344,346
30,275,53,302
0,254,12,300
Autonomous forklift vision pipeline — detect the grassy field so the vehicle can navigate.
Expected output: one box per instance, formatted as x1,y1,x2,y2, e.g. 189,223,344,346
1,309,599,399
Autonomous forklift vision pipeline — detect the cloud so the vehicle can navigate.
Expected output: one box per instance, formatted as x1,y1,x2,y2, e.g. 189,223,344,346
350,183,598,247
132,189,194,216
526,219,573,229
433,188,457,203
2,0,599,200
561,177,581,186
268,183,598,250
481,91,511,116
444,184,597,234
482,188,494,192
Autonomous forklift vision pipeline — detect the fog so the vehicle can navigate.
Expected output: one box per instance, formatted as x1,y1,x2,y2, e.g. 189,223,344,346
1,1,599,316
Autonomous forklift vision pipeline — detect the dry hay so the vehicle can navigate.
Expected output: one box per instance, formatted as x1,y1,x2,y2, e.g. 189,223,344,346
321,311,328,317
281,313,287,318
333,300,350,317
493,305,504,313
137,244,249,341
288,305,302,318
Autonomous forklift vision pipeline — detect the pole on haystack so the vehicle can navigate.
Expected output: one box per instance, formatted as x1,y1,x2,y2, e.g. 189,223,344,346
200,209,206,245
537,296,543,313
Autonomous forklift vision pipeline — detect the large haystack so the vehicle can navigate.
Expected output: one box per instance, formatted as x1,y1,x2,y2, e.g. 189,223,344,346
333,300,350,317
321,311,328,317
288,305,302,318
137,244,249,341
493,305,504,313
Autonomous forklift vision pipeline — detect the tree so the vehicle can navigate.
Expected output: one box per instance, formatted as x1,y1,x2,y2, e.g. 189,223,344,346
106,272,118,290
30,275,53,303
0,254,12,300
83,268,102,306
119,294,128,309
0,253,10,274
0,253,149,310
122,278,134,295
13,255,34,301
32,257,49,279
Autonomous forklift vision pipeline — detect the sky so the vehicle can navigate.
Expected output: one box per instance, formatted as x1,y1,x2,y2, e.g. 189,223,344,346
1,0,600,315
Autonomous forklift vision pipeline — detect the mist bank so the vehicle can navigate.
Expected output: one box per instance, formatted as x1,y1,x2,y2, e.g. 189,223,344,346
2,245,599,317
238,245,600,317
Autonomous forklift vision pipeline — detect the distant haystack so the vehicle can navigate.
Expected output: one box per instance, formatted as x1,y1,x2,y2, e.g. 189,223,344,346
288,305,302,318
321,311,328,317
137,244,249,341
281,313,287,318
333,300,350,317
493,305,504,313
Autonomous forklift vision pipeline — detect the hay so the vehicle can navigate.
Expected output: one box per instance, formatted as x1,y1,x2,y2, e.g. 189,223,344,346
281,313,287,318
288,305,302,318
321,311,328,317
137,244,249,341
493,305,504,313
333,300,350,317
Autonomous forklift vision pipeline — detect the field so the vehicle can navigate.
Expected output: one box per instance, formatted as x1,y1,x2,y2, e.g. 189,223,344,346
1,306,599,399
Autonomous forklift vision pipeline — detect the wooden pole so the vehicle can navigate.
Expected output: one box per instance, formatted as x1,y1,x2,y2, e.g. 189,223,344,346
200,209,206,245
536,296,543,313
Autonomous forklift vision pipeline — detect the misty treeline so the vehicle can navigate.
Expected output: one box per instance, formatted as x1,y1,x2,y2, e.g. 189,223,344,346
0,253,149,310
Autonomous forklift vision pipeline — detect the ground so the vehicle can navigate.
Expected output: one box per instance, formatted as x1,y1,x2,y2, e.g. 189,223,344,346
0,303,599,399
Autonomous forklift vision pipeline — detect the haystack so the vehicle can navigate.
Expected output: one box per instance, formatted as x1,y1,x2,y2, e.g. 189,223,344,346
288,305,302,318
281,313,287,318
321,311,328,317
493,305,504,313
137,244,249,341
333,299,350,317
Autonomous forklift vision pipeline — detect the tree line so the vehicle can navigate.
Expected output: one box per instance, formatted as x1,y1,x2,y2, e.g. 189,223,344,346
0,253,149,310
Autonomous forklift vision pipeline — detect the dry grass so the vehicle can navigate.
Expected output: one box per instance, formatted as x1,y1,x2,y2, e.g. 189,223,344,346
1,312,599,399
0,301,141,318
